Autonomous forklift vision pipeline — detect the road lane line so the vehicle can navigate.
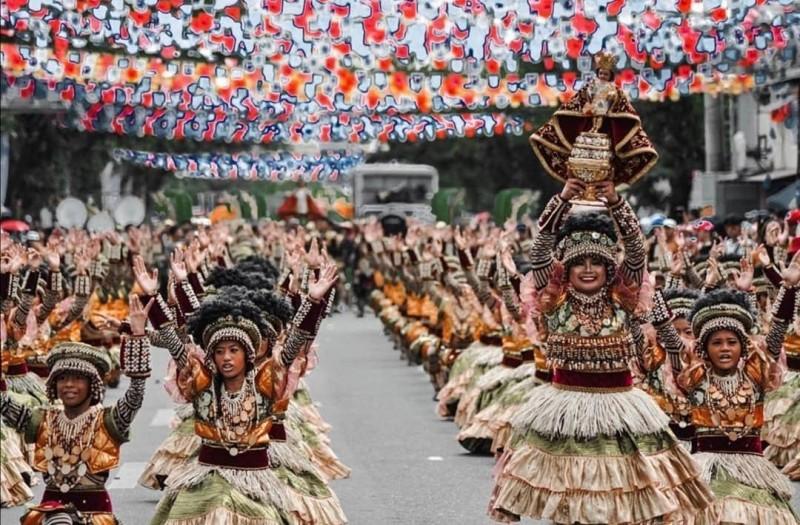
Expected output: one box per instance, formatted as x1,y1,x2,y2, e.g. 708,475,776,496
108,462,147,489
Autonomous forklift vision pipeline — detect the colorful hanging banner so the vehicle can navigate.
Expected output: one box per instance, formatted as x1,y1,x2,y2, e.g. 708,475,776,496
113,148,365,181
1,49,772,120
1,0,797,74
78,104,528,143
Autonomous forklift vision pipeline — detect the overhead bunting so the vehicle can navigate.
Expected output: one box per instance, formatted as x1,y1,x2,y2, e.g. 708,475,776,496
1,0,797,73
73,104,528,143
113,148,365,181
1,44,773,119
1,0,797,145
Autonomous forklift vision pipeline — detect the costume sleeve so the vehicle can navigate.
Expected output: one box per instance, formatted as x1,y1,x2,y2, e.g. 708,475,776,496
36,271,64,324
650,289,685,373
54,273,94,330
278,295,325,368
683,253,704,289
766,285,797,360
143,292,187,367
0,388,33,434
608,198,645,285
11,269,40,329
530,194,571,290
112,336,149,440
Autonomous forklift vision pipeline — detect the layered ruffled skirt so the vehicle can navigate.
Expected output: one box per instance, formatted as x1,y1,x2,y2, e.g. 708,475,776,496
436,342,502,419
0,420,33,507
762,373,800,479
457,363,540,454
140,405,201,490
152,441,347,525
489,382,714,523
689,452,798,524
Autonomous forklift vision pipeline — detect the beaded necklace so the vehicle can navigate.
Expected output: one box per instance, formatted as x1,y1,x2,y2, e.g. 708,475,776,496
706,369,757,441
44,405,102,493
211,372,259,456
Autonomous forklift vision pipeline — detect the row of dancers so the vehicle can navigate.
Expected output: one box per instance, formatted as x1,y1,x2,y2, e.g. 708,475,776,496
371,181,800,524
1,222,352,524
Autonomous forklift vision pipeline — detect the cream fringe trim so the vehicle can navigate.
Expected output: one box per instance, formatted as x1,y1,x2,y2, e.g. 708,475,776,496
474,365,515,393
510,383,670,439
689,497,798,525
163,507,284,525
473,345,504,367
5,373,46,399
285,488,348,525
164,460,290,510
693,452,794,499
270,442,324,478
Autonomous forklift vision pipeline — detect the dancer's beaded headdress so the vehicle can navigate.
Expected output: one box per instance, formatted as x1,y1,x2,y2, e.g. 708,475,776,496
46,342,112,404
555,212,619,268
691,289,755,354
663,288,701,319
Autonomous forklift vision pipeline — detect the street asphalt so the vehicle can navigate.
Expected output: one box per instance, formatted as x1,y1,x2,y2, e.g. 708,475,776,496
2,310,798,524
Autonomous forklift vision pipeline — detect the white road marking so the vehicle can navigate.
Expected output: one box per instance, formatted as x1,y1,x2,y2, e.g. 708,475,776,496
427,456,444,461
150,408,175,427
108,462,147,489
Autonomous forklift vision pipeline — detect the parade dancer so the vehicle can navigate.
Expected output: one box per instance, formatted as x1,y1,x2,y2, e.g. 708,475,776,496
652,254,800,524
0,294,152,524
147,257,345,525
489,180,713,523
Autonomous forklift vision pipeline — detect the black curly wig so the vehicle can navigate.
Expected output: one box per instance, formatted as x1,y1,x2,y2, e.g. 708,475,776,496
662,287,702,303
187,293,271,350
246,288,294,325
204,266,275,292
555,212,618,246
690,288,756,321
236,256,280,279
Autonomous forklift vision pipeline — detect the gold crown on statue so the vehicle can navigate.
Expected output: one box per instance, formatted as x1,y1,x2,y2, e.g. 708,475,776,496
594,51,618,71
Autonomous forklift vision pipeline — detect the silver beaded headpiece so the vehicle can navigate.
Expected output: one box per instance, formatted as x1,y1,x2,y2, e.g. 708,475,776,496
692,303,754,354
46,343,112,404
556,230,617,267
202,316,261,366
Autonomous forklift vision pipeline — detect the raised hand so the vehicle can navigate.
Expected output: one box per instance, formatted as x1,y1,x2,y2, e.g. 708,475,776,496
94,312,122,331
753,244,771,268
779,251,800,288
669,249,685,276
44,238,61,270
132,255,159,296
704,257,720,288
764,221,780,247
184,240,203,274
128,294,155,337
169,248,188,283
308,262,339,301
74,249,90,275
732,257,754,292
26,248,42,269
304,238,323,268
